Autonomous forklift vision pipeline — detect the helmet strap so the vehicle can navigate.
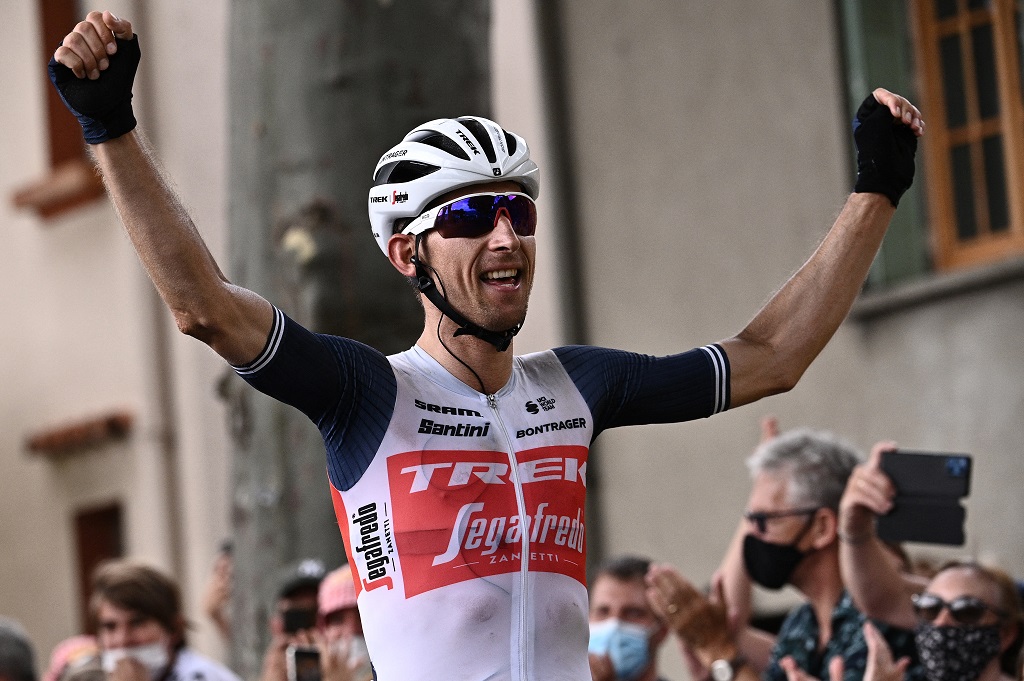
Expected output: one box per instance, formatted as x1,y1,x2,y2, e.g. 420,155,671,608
411,235,520,352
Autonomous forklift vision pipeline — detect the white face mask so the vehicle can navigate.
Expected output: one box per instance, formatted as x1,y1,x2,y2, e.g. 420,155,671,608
101,642,170,679
330,636,371,679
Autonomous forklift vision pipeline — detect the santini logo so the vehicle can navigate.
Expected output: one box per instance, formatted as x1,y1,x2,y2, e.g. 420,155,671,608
418,419,490,437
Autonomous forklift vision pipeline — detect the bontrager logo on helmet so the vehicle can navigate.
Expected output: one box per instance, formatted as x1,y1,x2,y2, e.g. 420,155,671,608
366,116,540,256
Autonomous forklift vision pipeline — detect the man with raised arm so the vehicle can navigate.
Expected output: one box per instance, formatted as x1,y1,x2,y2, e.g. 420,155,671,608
49,11,923,681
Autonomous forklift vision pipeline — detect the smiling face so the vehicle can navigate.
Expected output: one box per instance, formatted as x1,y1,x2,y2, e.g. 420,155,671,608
389,180,536,334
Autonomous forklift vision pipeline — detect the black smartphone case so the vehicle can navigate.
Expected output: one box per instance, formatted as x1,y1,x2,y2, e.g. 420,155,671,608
877,450,971,546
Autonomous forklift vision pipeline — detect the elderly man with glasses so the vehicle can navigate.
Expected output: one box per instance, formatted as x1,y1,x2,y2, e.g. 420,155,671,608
647,426,924,681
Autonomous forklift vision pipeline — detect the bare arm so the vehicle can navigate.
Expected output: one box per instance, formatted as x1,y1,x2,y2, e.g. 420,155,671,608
713,416,780,672
714,520,777,672
55,11,273,365
837,443,917,630
95,133,273,364
722,89,924,408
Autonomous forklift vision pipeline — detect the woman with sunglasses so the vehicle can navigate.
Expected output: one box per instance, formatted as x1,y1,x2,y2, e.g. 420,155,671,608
837,444,1022,681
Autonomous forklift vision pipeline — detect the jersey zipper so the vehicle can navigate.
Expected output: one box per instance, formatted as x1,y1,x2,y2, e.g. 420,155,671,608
486,392,531,680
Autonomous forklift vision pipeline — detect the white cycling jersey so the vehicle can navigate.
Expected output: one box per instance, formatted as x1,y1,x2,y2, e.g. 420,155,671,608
236,308,729,680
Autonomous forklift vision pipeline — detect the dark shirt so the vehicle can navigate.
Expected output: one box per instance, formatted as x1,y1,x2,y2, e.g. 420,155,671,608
764,591,921,681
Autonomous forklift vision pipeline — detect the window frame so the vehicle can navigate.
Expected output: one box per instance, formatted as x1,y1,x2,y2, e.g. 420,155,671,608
13,0,105,219
910,0,1024,270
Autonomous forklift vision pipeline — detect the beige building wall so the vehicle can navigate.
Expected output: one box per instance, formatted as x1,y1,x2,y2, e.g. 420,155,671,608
3,0,232,664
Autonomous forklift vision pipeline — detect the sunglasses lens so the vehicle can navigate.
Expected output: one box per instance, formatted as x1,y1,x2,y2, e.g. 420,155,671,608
913,594,943,622
505,195,538,237
949,600,987,625
434,194,537,239
434,196,495,239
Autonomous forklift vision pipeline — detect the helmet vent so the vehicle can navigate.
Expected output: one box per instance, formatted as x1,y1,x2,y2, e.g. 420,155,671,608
410,131,470,161
373,160,440,186
503,130,518,156
457,117,497,164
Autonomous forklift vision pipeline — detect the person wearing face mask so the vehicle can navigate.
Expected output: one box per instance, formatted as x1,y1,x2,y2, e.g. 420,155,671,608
649,426,922,681
91,560,241,681
588,556,671,681
317,567,372,681
838,443,1023,681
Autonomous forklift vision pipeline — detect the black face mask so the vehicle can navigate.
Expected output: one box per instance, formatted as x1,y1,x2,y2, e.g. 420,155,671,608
915,623,1002,681
741,516,816,590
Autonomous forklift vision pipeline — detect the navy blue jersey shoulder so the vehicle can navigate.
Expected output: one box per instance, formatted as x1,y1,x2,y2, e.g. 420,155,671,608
552,344,729,436
233,308,397,491
233,309,729,491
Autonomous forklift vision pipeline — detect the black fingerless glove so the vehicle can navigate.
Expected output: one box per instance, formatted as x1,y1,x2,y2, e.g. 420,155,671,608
852,93,917,207
48,36,141,144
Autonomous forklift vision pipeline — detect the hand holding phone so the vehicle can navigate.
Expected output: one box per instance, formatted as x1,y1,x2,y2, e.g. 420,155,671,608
286,646,321,681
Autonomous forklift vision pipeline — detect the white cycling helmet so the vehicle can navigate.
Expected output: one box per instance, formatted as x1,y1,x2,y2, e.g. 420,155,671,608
368,116,540,255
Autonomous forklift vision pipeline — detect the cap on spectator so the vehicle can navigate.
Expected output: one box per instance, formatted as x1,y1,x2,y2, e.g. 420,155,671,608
276,558,327,599
318,567,358,617
43,636,97,681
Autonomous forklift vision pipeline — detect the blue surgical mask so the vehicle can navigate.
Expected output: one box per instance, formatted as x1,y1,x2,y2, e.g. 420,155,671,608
588,619,652,681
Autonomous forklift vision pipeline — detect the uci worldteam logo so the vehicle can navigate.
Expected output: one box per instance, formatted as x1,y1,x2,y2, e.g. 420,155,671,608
525,396,556,414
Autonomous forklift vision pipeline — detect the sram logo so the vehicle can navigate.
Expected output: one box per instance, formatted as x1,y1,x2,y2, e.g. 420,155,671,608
387,446,589,597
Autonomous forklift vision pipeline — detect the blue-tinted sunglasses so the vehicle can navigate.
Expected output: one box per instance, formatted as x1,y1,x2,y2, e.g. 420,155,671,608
403,192,537,240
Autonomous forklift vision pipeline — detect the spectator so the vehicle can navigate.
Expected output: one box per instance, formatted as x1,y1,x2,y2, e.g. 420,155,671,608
0,617,36,681
201,540,233,643
648,427,921,681
588,555,670,681
317,567,371,681
259,559,327,681
838,443,1023,681
91,559,241,681
42,637,97,681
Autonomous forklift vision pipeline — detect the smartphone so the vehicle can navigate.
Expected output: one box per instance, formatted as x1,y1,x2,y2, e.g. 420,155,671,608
286,646,321,681
877,449,972,546
282,607,318,634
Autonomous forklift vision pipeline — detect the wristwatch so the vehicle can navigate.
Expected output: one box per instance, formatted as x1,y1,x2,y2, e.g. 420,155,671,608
709,655,746,681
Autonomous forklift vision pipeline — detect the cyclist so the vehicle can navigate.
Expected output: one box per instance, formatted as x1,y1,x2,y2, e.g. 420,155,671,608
49,11,924,681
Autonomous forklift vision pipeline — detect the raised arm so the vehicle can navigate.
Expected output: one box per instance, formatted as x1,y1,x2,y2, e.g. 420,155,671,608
836,443,917,630
711,416,782,672
722,89,924,408
50,11,273,365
